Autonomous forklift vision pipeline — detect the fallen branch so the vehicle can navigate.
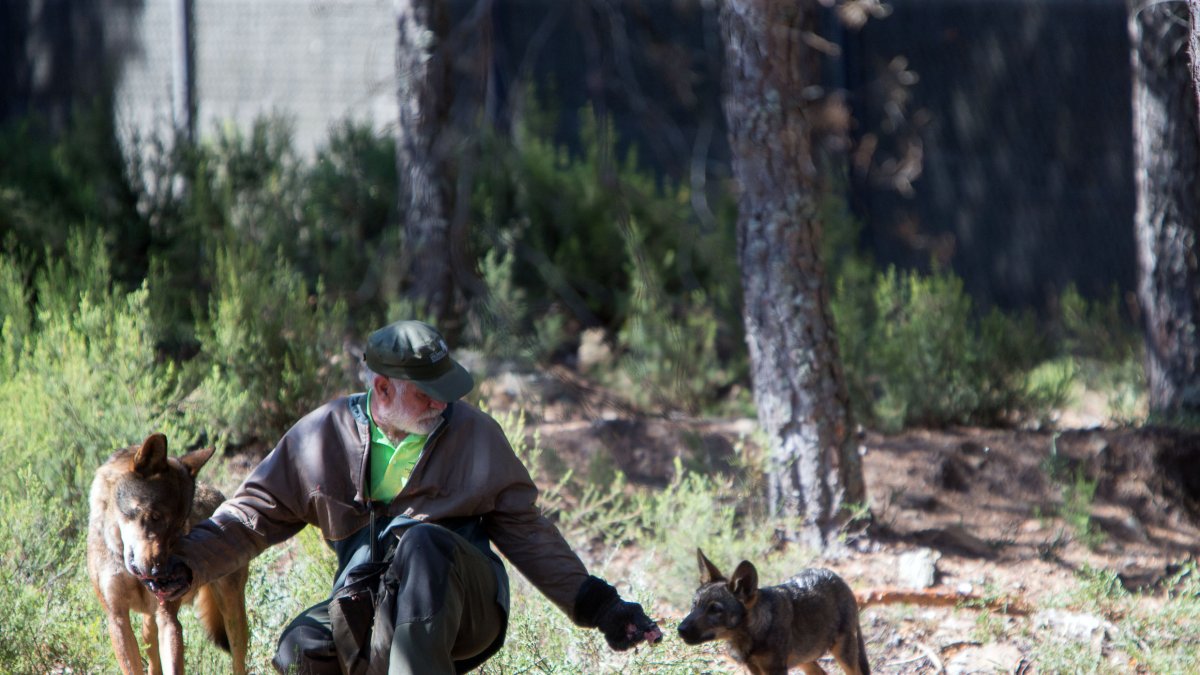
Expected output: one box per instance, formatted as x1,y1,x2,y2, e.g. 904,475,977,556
855,587,1033,615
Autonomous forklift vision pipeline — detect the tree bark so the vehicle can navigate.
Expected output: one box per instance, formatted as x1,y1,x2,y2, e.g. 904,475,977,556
1192,2,1200,97
395,0,455,324
720,0,866,549
1130,0,1200,418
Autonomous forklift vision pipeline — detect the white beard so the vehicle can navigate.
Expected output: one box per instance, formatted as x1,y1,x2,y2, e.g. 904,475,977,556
374,397,441,437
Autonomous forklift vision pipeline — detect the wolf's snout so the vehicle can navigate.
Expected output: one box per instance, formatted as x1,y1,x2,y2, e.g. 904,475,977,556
677,616,706,645
125,545,168,580
125,551,144,577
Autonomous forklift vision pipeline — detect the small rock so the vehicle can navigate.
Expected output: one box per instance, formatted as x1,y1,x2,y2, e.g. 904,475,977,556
945,643,1025,675
898,548,940,589
1034,609,1116,650
577,328,612,372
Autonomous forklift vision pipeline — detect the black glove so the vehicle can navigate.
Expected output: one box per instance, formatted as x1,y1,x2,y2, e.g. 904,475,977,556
574,576,663,651
143,556,193,604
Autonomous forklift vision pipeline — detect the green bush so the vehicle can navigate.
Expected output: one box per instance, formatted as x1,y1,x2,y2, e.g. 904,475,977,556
471,102,741,345
0,469,110,673
626,461,786,606
1051,284,1146,425
1056,283,1139,363
464,102,746,411
137,116,398,351
0,241,31,378
0,101,146,286
302,120,400,313
130,118,311,353
0,229,196,499
834,263,1064,430
191,243,352,446
616,224,733,414
467,240,565,364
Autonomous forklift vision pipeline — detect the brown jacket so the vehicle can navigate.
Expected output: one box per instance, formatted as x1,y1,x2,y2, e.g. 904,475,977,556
176,394,589,618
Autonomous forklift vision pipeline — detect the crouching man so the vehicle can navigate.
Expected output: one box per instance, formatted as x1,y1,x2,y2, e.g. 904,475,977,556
147,320,660,673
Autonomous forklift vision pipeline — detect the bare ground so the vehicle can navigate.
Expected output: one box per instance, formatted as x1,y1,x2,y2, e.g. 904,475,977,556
478,367,1200,673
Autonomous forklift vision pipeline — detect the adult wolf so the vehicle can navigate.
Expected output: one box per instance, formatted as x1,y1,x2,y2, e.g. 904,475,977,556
87,433,249,675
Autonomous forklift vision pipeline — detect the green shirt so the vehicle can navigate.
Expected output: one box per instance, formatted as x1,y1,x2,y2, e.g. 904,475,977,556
365,390,427,502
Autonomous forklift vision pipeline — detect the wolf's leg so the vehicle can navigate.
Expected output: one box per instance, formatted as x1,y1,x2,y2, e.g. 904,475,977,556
798,662,828,675
154,603,186,675
830,628,869,675
140,613,161,675
104,607,146,675
214,570,251,675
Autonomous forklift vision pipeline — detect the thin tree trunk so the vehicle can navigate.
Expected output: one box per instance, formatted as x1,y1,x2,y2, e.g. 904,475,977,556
720,0,865,549
1192,3,1200,97
1130,0,1200,418
396,0,454,324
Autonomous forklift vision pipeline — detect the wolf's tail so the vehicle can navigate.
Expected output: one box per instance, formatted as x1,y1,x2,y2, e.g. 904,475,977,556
195,585,232,652
857,629,871,675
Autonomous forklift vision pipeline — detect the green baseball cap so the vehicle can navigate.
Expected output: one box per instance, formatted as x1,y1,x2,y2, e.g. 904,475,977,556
364,320,474,401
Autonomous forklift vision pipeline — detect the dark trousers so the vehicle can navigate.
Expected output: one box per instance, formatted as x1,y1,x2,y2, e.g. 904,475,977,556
273,523,503,675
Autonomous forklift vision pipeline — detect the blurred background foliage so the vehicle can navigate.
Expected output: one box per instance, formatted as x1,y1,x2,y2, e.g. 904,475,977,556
0,91,1142,448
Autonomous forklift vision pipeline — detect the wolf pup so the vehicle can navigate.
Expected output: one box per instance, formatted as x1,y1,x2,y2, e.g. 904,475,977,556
87,433,249,675
678,549,869,675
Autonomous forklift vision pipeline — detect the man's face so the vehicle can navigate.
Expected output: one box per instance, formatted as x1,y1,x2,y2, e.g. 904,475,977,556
372,377,447,437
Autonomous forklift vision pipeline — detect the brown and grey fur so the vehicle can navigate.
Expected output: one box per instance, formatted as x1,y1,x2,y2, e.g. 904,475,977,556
87,433,248,675
678,549,869,675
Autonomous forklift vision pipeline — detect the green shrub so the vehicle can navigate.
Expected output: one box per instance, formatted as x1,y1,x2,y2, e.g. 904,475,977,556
823,192,883,418
616,225,733,415
471,102,742,357
835,264,1063,430
191,243,352,446
1056,283,1139,363
302,121,399,303
1051,283,1146,425
468,241,549,363
0,229,195,499
127,118,310,353
0,243,31,378
0,469,110,673
626,460,785,605
1039,439,1104,550
139,116,397,350
821,194,1099,431
0,101,146,285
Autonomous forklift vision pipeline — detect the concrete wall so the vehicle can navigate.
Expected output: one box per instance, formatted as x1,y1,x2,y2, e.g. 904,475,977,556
114,0,397,157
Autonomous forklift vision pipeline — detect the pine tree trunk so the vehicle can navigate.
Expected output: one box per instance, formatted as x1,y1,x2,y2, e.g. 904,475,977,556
395,0,454,323
1130,0,1200,417
720,0,866,549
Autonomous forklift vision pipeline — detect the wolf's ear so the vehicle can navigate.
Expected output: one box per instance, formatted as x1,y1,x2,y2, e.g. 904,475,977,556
133,433,169,477
179,445,216,478
697,548,726,584
729,560,759,605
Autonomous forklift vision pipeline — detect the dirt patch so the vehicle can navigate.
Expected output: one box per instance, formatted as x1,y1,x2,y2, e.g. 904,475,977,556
477,369,1200,671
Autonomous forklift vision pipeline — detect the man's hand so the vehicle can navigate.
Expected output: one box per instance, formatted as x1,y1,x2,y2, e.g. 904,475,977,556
143,556,193,604
594,596,663,650
573,576,663,651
